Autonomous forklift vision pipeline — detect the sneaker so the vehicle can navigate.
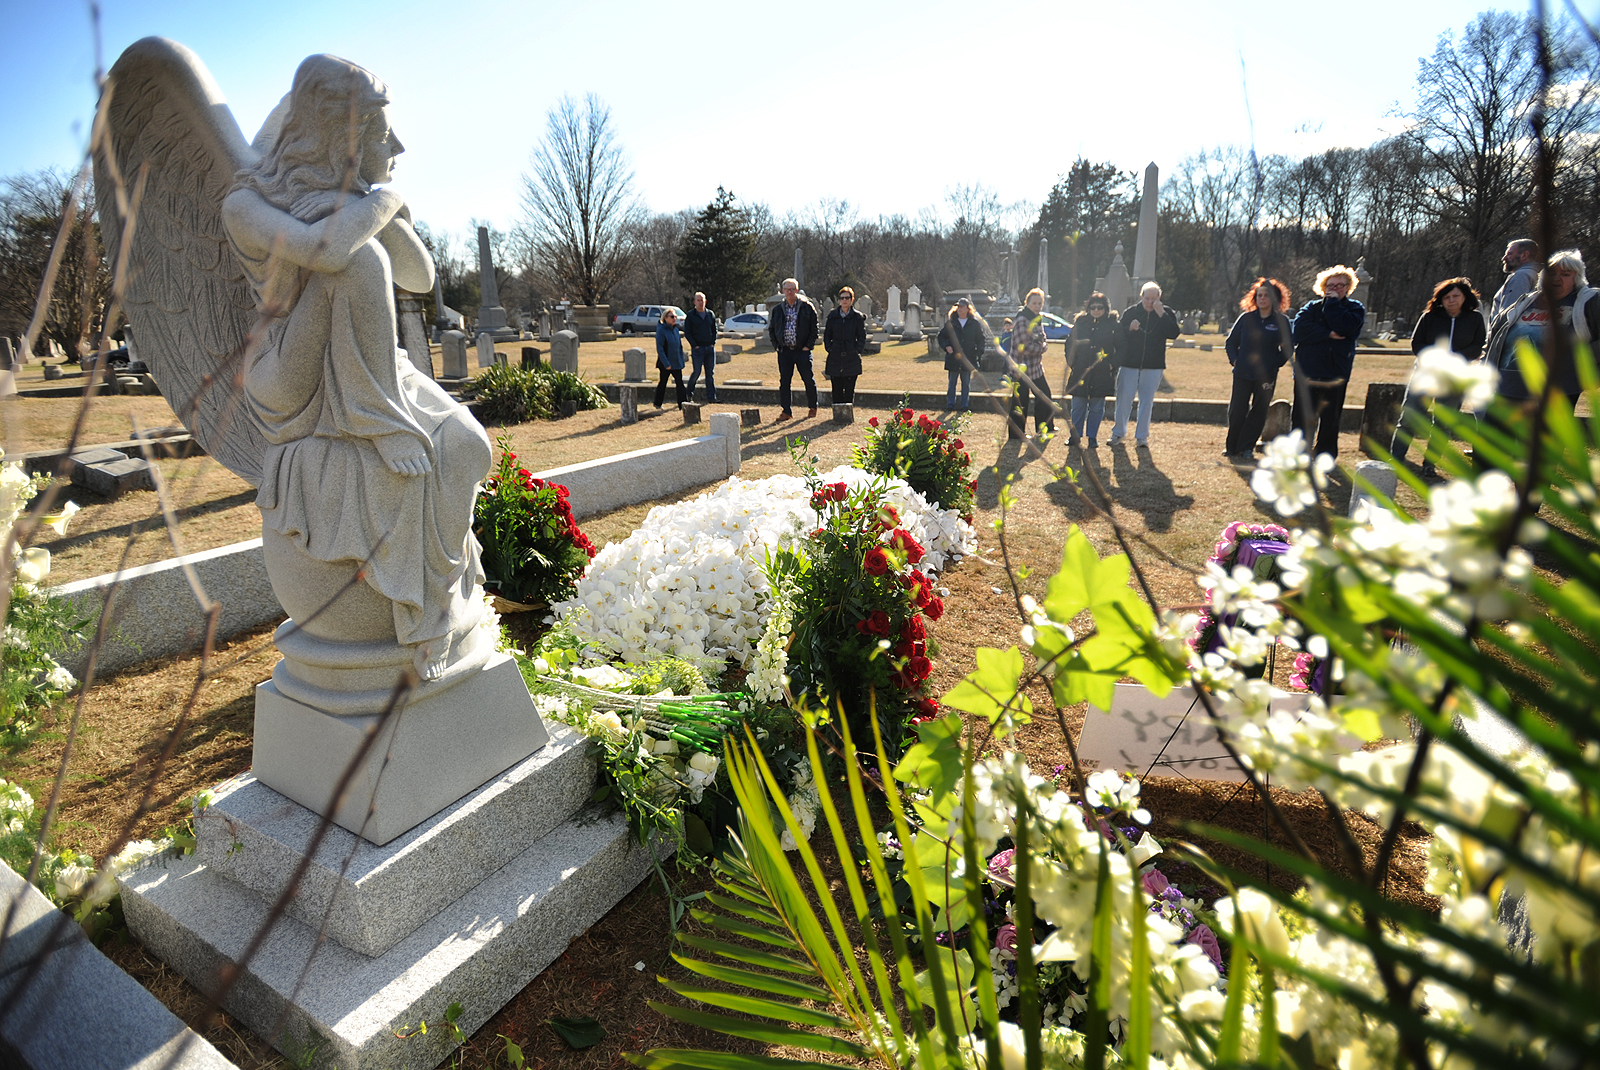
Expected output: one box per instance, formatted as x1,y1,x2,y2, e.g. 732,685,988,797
775,412,792,422
1108,435,1124,446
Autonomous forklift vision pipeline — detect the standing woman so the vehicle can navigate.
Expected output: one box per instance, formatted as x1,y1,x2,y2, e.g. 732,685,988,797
1223,278,1294,461
822,286,867,404
1007,288,1055,442
1393,278,1485,470
654,307,688,409
1065,292,1119,449
939,297,985,410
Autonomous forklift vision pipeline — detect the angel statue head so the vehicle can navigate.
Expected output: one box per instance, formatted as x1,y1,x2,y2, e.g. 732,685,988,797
236,54,398,222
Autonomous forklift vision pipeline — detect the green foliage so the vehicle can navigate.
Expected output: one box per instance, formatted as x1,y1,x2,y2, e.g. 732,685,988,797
473,435,595,606
851,404,977,520
465,363,607,426
676,187,771,315
0,582,85,742
546,1016,607,1049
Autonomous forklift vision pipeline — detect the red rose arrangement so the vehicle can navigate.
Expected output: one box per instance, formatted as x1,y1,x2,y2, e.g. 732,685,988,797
473,434,596,607
850,399,976,522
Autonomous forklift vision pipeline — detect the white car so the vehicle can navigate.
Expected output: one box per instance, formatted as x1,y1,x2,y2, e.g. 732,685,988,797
723,311,769,338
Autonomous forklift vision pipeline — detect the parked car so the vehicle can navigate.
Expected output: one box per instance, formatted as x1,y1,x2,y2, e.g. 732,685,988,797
722,311,769,338
998,312,1072,350
613,304,689,334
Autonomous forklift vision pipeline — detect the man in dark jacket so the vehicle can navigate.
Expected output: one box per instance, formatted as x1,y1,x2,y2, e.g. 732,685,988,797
1291,265,1366,459
767,277,819,420
1110,283,1180,447
938,297,986,410
683,291,720,402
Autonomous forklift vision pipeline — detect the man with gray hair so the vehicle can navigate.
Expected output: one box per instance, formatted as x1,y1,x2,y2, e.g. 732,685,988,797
1110,282,1180,447
683,291,719,402
1489,238,1541,323
766,277,819,420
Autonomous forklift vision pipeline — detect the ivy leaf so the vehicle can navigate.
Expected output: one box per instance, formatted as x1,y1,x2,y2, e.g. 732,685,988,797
914,948,977,1027
547,1016,607,1049
942,647,1033,732
893,712,964,802
1045,526,1131,623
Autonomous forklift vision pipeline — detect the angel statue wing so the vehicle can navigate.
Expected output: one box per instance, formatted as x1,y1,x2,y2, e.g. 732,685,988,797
94,37,272,487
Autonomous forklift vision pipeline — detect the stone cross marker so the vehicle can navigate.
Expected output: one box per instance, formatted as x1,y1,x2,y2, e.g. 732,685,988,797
885,285,903,329
440,330,469,379
551,330,580,373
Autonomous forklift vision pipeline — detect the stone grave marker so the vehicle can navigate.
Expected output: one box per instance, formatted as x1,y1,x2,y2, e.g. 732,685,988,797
900,285,922,342
440,330,469,379
476,333,496,368
832,403,854,425
1077,683,1310,783
741,408,761,426
1349,460,1398,519
1262,398,1292,441
1360,382,1408,456
0,337,14,370
42,364,62,381
885,285,903,329
620,384,641,424
521,347,541,369
538,310,552,342
683,402,703,424
398,294,434,378
623,348,647,381
725,300,736,321
550,330,580,373
1180,313,1200,334
857,294,873,319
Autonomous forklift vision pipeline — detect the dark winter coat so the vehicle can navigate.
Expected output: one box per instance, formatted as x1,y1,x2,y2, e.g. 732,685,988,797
1410,307,1486,362
1066,312,1120,397
767,297,820,351
1291,296,1366,380
1225,309,1293,380
938,314,986,372
683,307,719,348
655,322,685,370
1118,302,1180,370
823,308,867,378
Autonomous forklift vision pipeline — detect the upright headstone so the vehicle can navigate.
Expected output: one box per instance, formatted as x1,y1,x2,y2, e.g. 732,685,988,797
521,347,541,369
1095,243,1134,314
0,337,13,371
476,333,496,369
1038,237,1049,305
1349,460,1398,519
793,248,803,292
550,329,580,374
620,384,640,424
397,294,434,378
725,301,736,321
1005,243,1021,306
432,274,449,334
440,330,469,379
1360,382,1408,455
886,285,903,330
901,285,923,343
623,347,647,382
1130,162,1160,293
474,226,513,340
1262,399,1292,441
538,310,552,342
857,294,873,320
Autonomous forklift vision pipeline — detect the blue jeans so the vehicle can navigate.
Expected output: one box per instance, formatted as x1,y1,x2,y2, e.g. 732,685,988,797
946,367,971,409
777,348,816,414
1070,396,1106,442
687,346,717,400
1111,366,1164,443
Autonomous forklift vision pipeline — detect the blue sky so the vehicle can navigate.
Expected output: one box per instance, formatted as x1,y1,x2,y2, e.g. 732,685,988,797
0,0,1567,242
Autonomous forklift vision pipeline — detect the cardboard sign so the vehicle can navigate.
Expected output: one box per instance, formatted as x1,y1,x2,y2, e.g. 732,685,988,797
1076,683,1310,784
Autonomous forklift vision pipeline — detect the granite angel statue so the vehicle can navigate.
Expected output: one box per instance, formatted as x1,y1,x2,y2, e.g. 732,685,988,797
97,41,497,693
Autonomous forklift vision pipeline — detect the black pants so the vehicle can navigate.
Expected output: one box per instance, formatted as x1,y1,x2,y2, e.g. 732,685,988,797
1225,375,1276,455
1007,377,1055,439
1292,377,1347,458
655,365,686,407
777,348,817,414
831,376,857,404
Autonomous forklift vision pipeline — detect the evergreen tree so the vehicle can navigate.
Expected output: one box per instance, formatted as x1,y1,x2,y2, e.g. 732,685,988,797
1023,160,1138,310
677,188,771,315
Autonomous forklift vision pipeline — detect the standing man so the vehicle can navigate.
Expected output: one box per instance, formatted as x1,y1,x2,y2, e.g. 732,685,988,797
683,291,720,402
1489,238,1540,323
767,277,819,421
1291,265,1366,460
938,297,985,411
1110,282,1180,448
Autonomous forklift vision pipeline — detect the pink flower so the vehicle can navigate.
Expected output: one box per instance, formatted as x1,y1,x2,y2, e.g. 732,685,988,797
1187,923,1224,972
1143,868,1171,897
995,923,1018,955
988,848,1016,885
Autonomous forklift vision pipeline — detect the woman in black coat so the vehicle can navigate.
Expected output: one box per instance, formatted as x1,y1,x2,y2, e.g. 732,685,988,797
1065,292,1119,448
1223,277,1294,460
938,297,986,410
822,287,867,403
1393,277,1486,470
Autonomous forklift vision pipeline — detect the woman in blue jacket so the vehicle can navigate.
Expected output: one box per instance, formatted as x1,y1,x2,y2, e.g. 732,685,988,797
1224,278,1294,461
655,308,688,408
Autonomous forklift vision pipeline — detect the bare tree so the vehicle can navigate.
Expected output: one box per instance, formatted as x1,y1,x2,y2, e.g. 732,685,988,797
518,94,643,307
0,168,111,358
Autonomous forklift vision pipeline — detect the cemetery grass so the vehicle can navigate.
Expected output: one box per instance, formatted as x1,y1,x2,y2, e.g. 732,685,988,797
7,407,1458,1069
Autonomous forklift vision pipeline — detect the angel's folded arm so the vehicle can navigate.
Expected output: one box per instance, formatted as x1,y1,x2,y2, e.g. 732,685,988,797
222,187,403,273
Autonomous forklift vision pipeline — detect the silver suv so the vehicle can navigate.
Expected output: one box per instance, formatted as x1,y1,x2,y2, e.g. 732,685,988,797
613,304,689,334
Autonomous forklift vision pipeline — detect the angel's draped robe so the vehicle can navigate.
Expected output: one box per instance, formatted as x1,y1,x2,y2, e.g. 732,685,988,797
235,224,491,651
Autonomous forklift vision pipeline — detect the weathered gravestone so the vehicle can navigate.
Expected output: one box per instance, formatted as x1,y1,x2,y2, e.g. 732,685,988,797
623,347,647,381
397,294,433,378
1262,398,1292,441
520,346,541,369
857,294,873,319
1349,460,1398,519
440,330,469,379
683,402,702,424
1360,382,1408,456
885,284,903,329
741,408,761,426
476,332,498,368
0,337,14,370
550,329,580,373
900,285,923,343
832,403,854,425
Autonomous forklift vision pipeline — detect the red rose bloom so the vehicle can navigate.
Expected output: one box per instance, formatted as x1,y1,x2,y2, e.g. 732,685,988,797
952,439,964,450
923,596,945,620
887,529,925,564
810,492,828,511
907,655,932,682
854,610,891,636
916,696,940,717
863,547,890,575
826,481,849,502
868,416,879,427
903,615,926,642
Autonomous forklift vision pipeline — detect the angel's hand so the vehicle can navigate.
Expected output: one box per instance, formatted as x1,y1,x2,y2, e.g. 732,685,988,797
374,433,432,476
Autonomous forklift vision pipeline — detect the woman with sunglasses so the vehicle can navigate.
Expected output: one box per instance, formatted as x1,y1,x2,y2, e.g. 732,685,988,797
1065,292,1119,448
1223,277,1294,462
654,307,688,408
822,286,867,404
